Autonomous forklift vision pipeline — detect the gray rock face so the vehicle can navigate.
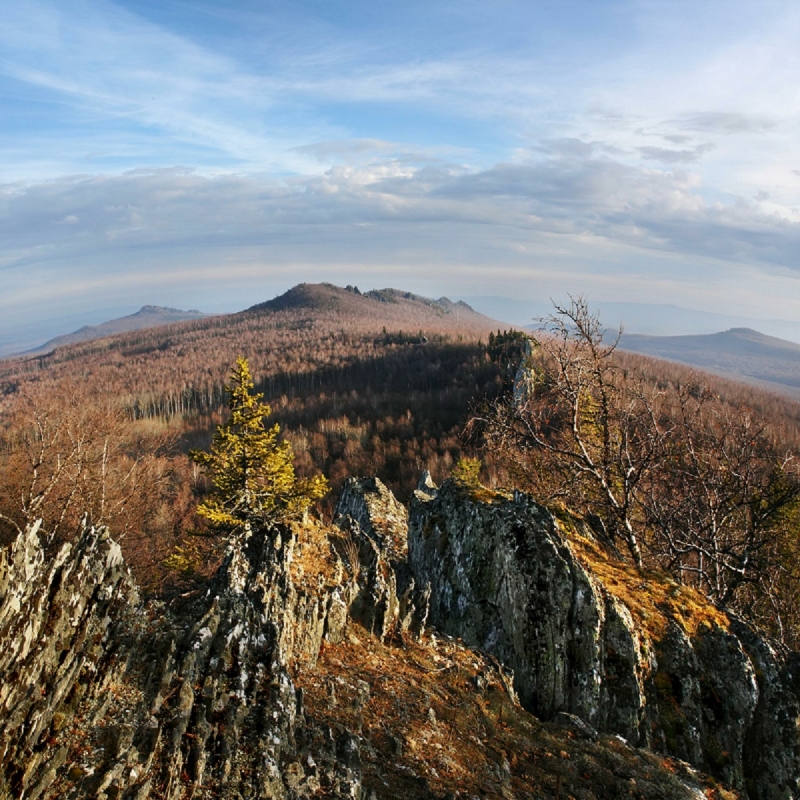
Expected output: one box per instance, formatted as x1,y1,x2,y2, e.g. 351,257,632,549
0,520,137,799
334,477,427,640
733,620,800,800
408,479,800,798
0,521,362,800
3,474,800,799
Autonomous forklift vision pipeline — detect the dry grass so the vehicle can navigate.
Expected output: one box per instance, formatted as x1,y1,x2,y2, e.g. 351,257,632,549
562,519,730,640
294,625,739,800
289,519,343,589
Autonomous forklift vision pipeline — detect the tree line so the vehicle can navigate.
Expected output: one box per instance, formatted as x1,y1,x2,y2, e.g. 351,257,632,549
0,317,501,589
3,293,800,644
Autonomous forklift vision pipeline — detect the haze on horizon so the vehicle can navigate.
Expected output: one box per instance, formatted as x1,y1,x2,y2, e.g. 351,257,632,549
2,0,800,347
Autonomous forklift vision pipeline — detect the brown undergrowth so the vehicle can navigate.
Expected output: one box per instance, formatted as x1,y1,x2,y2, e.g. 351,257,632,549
562,519,730,640
293,626,738,800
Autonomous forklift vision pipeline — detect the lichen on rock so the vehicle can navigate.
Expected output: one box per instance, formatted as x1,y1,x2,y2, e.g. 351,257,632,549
0,518,363,800
2,474,800,799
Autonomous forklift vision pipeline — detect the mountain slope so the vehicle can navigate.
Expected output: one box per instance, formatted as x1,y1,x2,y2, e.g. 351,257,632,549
619,327,800,394
6,284,498,363
461,294,800,342
0,283,507,502
250,282,496,330
0,283,504,410
22,305,207,356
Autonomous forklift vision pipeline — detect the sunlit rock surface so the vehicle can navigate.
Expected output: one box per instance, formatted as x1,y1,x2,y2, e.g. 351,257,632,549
409,479,800,799
1,477,799,799
0,521,360,800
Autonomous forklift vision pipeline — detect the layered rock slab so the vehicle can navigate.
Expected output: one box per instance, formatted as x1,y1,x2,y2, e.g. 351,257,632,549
333,477,428,641
0,521,137,799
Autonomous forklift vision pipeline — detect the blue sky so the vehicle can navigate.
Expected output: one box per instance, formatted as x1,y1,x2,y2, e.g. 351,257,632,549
2,0,800,350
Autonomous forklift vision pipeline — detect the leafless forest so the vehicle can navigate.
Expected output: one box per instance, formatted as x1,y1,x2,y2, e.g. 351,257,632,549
3,283,800,641
0,285,503,588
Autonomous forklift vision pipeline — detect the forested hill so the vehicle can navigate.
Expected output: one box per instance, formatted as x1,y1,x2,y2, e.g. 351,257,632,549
619,327,800,397
19,305,208,357
248,282,485,325
0,282,499,388
1,283,497,370
0,283,507,532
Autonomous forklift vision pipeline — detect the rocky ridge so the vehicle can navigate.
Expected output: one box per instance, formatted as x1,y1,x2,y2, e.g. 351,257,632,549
409,480,800,799
0,518,360,800
1,476,798,798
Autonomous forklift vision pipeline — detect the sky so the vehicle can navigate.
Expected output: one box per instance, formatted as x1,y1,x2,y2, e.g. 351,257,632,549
2,0,800,351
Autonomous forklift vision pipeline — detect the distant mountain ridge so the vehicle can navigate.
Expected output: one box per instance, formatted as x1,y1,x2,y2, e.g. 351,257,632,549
459,295,800,343
4,283,499,362
619,327,800,395
249,282,484,322
21,305,208,356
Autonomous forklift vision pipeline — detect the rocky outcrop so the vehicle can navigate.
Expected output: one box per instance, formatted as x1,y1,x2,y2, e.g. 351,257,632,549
333,477,428,641
0,520,137,800
408,479,800,799
3,474,800,799
0,520,361,800
733,620,800,800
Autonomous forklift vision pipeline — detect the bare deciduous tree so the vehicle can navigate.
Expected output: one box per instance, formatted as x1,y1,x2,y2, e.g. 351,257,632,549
642,384,799,605
474,297,669,566
0,380,180,549
472,298,800,626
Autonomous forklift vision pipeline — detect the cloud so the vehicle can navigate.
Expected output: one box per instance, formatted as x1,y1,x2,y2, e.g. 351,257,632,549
290,138,468,167
2,145,800,298
0,1,562,176
677,112,778,135
293,140,405,161
638,143,715,164
0,1,348,174
3,0,800,335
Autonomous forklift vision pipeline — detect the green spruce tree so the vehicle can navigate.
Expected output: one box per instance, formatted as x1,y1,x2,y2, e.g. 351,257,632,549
191,356,328,534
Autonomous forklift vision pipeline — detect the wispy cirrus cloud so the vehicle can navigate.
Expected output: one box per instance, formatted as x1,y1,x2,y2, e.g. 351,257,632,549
676,113,779,135
638,144,715,164
0,1,352,174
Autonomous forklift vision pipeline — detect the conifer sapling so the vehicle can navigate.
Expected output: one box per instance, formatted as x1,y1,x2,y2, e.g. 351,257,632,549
191,357,328,534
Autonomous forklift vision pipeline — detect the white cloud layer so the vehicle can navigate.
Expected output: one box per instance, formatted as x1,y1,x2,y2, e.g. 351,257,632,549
1,0,800,345
2,146,800,324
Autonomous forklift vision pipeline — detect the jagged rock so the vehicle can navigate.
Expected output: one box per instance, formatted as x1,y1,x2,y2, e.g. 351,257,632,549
0,520,138,800
0,521,363,800
334,477,427,640
4,475,800,799
334,476,408,552
408,479,800,799
552,712,598,741
732,620,800,800
414,470,438,501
